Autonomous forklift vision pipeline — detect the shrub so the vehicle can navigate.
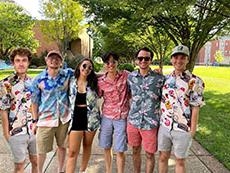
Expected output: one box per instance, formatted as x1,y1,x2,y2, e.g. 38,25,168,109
118,63,135,72
93,62,103,72
30,51,47,67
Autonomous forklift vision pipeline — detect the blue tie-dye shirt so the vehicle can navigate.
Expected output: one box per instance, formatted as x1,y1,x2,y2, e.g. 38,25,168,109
31,68,74,127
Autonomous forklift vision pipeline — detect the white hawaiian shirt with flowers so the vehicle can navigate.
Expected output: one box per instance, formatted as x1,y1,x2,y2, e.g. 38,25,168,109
0,74,33,136
160,70,205,132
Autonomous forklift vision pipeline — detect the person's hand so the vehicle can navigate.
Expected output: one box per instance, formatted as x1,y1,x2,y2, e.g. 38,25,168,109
32,123,37,135
190,130,196,138
4,133,11,141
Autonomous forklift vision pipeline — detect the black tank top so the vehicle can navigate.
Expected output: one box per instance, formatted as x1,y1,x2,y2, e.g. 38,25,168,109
75,92,86,105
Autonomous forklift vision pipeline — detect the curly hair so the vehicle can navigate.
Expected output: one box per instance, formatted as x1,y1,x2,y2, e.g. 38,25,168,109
10,48,32,62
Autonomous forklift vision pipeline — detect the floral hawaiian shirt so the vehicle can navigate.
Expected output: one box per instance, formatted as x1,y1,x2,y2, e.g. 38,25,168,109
68,77,101,131
31,68,73,127
160,70,205,132
127,70,165,130
98,70,130,119
0,74,33,136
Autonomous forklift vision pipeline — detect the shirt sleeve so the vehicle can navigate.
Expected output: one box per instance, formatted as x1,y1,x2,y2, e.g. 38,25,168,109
31,77,41,105
97,80,103,97
0,81,11,110
189,77,205,107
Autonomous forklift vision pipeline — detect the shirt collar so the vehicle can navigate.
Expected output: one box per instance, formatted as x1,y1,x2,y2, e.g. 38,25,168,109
40,68,65,80
134,69,154,77
12,72,30,81
171,70,192,81
102,71,122,81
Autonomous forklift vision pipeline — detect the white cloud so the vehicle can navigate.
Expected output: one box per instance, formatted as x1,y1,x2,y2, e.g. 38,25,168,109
14,0,42,19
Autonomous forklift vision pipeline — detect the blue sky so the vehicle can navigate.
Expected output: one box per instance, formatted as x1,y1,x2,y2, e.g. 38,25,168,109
14,0,42,19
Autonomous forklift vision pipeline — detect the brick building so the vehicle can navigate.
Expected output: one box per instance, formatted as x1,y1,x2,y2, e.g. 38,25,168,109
197,36,230,65
33,22,93,59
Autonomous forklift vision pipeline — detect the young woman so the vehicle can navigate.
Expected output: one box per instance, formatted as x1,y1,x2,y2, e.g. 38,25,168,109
66,58,100,173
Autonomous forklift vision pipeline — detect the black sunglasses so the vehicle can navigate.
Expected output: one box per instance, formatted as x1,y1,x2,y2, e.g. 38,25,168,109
137,56,151,61
82,63,93,70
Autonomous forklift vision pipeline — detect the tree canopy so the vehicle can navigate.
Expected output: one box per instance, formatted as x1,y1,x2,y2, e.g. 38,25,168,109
78,0,230,71
40,0,85,55
0,2,38,59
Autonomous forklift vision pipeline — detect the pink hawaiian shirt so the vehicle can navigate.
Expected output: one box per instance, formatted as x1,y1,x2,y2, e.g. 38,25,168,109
98,70,130,119
160,70,205,132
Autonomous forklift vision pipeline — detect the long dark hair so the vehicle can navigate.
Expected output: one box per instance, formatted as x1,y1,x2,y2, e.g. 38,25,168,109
74,58,98,93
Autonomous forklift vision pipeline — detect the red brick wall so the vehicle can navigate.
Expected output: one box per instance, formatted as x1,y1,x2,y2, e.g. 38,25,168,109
224,40,230,56
33,22,59,56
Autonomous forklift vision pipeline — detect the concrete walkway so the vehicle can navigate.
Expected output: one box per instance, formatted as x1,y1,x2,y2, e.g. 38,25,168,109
0,124,229,173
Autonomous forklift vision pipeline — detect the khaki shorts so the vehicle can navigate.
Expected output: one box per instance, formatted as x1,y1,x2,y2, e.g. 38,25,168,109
36,121,69,154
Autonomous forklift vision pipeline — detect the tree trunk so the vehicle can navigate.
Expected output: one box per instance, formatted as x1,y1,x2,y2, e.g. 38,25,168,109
187,46,200,72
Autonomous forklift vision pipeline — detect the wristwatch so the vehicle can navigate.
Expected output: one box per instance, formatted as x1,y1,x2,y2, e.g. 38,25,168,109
32,118,38,123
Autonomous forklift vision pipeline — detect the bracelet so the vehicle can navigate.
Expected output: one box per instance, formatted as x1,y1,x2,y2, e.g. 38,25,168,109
32,118,38,123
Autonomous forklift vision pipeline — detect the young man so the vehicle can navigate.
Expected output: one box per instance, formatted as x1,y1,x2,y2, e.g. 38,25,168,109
127,47,165,173
0,48,37,173
98,52,130,173
31,50,73,173
158,45,205,173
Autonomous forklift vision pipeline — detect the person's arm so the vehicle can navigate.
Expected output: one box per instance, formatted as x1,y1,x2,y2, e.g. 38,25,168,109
0,110,10,141
190,106,200,137
31,103,39,134
30,77,41,134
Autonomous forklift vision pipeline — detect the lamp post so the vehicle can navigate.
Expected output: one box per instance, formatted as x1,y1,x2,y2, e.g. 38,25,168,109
87,26,92,59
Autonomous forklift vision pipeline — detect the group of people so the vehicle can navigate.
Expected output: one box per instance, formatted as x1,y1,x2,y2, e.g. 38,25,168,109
0,45,205,173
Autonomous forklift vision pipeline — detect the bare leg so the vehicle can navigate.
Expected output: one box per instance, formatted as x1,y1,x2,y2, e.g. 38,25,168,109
175,158,186,173
66,131,84,173
104,148,113,173
80,131,96,172
38,153,46,173
132,146,142,173
29,154,38,173
145,151,155,173
14,162,24,173
57,146,66,172
116,152,125,173
158,151,171,173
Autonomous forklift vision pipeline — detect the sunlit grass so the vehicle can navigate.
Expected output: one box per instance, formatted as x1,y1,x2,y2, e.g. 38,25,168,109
193,66,230,170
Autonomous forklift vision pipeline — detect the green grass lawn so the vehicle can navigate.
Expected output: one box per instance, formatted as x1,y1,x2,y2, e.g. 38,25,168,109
0,66,230,169
193,67,230,170
0,69,43,79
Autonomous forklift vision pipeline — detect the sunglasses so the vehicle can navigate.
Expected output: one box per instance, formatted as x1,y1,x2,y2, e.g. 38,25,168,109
137,56,151,61
82,63,93,70
105,60,117,65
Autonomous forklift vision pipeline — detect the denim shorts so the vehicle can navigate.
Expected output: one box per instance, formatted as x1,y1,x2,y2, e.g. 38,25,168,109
99,116,127,152
158,125,192,158
8,134,36,163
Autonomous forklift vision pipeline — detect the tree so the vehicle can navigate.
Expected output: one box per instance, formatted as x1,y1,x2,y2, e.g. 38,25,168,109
40,0,85,55
215,50,224,64
0,2,38,59
78,0,230,71
89,17,173,67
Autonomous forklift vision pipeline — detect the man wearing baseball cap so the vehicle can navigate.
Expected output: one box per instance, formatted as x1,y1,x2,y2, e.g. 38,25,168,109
158,45,205,173
31,50,73,173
